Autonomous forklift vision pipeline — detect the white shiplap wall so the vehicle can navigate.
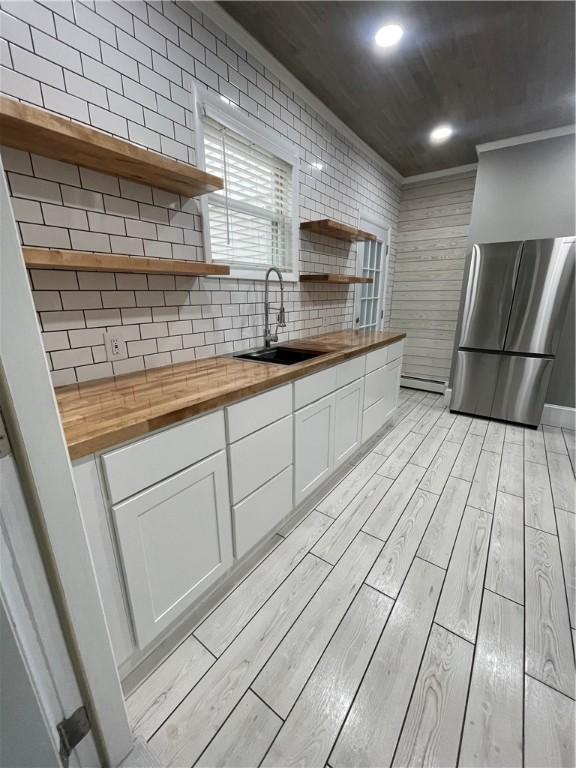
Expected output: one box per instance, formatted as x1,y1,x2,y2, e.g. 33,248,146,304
390,170,476,384
0,0,401,385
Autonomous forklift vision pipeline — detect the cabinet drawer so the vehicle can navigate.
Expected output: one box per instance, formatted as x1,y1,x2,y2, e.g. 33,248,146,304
335,355,365,389
112,451,232,649
226,384,292,443
386,340,404,363
102,410,225,504
365,345,389,374
233,466,293,559
294,366,337,409
229,415,293,503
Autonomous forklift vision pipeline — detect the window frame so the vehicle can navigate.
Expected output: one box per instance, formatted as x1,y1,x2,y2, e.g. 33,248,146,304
194,87,300,282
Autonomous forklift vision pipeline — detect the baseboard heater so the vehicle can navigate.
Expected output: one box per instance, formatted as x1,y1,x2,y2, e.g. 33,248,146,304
400,375,446,395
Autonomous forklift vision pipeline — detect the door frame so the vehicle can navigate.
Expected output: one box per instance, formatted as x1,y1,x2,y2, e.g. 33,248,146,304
354,214,392,331
0,161,133,766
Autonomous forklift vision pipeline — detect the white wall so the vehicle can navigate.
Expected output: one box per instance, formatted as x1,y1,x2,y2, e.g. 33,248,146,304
0,0,401,385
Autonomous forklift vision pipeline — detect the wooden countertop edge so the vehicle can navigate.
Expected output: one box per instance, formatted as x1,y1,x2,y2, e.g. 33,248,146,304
62,332,406,459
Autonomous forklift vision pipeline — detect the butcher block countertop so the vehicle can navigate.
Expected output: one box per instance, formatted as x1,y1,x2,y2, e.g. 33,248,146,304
56,329,405,459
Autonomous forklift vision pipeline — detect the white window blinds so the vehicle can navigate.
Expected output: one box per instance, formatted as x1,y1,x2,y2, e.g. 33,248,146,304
203,117,294,272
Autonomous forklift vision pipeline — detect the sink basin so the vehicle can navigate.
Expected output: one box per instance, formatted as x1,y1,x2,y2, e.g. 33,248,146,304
233,346,327,365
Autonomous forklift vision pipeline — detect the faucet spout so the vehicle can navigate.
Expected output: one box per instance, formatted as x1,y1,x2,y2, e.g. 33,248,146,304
264,267,286,348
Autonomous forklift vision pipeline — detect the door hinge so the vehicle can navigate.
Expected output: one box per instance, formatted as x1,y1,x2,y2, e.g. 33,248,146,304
0,409,12,458
57,706,91,768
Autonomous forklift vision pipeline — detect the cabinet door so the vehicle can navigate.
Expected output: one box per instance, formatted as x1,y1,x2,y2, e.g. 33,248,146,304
294,393,335,505
112,451,232,649
380,358,401,418
334,378,364,468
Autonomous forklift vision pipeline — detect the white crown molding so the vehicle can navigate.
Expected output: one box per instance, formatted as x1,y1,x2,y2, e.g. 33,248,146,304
199,1,404,183
402,163,478,185
477,125,576,154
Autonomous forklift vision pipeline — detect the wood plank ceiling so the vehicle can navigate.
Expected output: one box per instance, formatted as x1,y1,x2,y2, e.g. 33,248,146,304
219,1,575,176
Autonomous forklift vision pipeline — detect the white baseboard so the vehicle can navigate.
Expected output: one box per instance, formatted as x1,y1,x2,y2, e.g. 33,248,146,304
401,376,446,394
444,388,574,428
541,403,576,429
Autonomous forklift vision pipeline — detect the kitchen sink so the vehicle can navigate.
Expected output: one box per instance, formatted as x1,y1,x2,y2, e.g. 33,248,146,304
233,346,327,365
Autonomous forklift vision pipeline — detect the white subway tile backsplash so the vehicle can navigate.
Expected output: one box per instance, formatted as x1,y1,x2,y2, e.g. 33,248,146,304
5,0,400,384
77,271,116,290
42,84,89,121
21,222,71,248
76,362,113,381
109,235,144,255
42,203,88,229
61,290,102,310
33,290,62,311
70,230,111,252
74,2,116,46
41,309,85,331
64,71,108,109
0,9,33,50
88,104,128,138
101,290,136,308
42,330,70,351
85,308,121,327
11,198,43,223
0,65,43,103
32,28,81,72
82,54,123,92
2,0,55,35
88,211,126,236
10,45,64,88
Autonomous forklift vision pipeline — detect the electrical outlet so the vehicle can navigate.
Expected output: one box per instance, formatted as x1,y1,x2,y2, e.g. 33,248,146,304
103,331,127,361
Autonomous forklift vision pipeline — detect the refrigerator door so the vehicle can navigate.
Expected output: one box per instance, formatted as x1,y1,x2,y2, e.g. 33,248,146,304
491,355,553,426
450,350,501,417
504,237,576,355
459,241,524,350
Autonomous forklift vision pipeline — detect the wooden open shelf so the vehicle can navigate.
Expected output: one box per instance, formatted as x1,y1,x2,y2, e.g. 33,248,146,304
300,273,373,285
0,96,223,198
300,219,377,242
23,248,230,277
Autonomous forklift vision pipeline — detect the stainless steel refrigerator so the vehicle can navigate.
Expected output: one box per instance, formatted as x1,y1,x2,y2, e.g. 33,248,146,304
451,236,575,426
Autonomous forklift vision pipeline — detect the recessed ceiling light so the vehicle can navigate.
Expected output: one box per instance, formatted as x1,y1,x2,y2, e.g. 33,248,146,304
311,161,323,171
375,24,404,48
430,124,454,143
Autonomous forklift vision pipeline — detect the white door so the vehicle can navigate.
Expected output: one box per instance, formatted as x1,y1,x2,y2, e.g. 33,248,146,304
1,160,132,765
334,379,364,467
294,393,336,505
113,451,233,649
0,442,99,767
355,220,389,331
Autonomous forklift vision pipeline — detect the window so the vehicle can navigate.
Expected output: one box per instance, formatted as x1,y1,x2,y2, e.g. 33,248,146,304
198,95,298,279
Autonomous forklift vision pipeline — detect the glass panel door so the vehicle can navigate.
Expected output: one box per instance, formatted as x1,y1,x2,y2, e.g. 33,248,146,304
355,224,388,331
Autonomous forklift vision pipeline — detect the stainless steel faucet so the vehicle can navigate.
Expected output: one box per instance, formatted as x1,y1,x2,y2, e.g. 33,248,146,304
263,266,286,347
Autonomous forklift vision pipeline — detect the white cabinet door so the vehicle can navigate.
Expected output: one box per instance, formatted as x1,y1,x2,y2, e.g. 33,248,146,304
294,393,335,505
112,451,232,649
334,378,364,468
381,358,402,417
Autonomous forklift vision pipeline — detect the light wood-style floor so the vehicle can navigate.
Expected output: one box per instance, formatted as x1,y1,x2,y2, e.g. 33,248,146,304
126,389,576,768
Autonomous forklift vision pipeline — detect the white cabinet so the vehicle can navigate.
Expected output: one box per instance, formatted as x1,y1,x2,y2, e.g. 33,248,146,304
334,378,364,467
294,393,336,505
229,416,293,503
233,466,293,559
361,358,401,442
112,451,232,649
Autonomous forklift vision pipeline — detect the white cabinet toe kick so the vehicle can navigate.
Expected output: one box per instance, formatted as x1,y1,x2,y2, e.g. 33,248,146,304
72,341,403,670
